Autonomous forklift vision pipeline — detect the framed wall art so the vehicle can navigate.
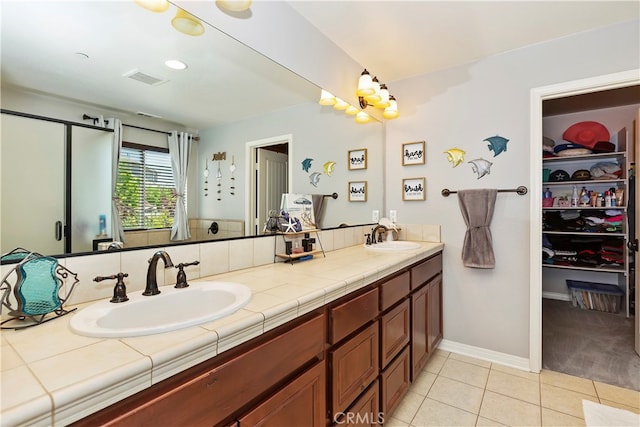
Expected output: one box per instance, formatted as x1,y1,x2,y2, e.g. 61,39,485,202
348,148,367,170
348,181,367,202
402,141,425,166
402,177,426,201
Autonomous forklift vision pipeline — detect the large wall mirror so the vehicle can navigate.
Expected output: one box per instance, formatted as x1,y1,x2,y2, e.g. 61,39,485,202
0,1,383,259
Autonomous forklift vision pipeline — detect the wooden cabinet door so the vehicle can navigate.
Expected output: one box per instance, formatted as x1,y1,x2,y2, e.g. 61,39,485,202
427,275,443,353
411,283,428,380
380,299,410,368
335,380,381,427
380,346,410,418
330,322,379,416
239,361,326,427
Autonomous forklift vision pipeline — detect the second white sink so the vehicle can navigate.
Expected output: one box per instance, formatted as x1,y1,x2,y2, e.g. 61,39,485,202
70,281,252,337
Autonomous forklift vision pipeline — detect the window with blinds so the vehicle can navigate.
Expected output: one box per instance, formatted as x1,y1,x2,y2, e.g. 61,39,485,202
115,143,180,230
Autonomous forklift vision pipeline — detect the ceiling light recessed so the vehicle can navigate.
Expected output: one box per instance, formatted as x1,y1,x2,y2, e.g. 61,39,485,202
165,60,188,70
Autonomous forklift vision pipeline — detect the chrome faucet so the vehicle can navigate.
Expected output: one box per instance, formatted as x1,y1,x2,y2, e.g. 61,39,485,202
143,250,174,296
371,224,388,243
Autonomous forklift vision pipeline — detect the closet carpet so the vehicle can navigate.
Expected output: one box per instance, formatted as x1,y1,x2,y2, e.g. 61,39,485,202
543,298,640,392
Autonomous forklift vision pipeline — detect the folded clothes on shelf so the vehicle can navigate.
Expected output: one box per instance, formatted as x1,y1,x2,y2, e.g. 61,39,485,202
542,234,625,268
543,209,624,233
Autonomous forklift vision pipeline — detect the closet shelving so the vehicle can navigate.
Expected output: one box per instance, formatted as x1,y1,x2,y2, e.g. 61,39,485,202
542,141,631,316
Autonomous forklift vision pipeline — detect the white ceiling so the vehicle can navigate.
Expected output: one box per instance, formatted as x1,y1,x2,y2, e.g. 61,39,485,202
288,1,640,83
1,1,638,130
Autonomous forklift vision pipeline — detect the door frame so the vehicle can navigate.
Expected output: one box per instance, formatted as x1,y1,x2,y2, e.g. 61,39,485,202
529,69,640,372
245,134,293,236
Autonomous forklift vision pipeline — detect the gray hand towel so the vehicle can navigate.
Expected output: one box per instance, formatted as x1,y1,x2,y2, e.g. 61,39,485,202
311,194,325,229
457,189,498,269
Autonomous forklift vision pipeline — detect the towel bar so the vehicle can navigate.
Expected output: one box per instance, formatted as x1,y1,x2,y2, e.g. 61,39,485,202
441,186,528,197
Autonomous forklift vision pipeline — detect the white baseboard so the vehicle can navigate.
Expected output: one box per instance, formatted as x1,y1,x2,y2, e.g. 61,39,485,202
438,339,531,372
542,291,571,301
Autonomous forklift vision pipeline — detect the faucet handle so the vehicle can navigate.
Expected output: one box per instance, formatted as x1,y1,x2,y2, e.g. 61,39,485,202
94,273,129,303
174,261,200,289
364,233,371,245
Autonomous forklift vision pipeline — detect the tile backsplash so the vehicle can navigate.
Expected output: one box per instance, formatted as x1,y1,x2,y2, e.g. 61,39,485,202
0,224,439,310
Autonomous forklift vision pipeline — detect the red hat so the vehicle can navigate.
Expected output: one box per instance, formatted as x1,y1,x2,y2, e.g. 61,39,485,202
562,121,610,149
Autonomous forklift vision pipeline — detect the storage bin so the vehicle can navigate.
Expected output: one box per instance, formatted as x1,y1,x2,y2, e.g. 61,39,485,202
566,280,623,313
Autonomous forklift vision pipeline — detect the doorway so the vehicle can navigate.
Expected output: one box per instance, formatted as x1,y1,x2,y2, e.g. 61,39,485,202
245,135,292,236
529,70,640,381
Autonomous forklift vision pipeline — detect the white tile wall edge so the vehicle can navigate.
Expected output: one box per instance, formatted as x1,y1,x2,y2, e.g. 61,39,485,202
438,339,530,372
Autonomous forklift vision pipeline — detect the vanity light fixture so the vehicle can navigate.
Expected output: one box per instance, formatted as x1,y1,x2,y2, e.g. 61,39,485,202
382,95,399,119
165,59,188,70
318,89,336,106
333,98,349,111
171,9,205,36
344,105,359,116
357,69,374,97
355,111,371,124
216,0,252,12
357,69,399,119
134,0,170,12
318,88,371,123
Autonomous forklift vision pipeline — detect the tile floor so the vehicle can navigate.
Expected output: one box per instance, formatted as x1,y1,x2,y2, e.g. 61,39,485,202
387,350,640,426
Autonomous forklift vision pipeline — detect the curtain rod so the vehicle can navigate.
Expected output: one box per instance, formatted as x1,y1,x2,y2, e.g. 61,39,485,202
82,114,199,141
323,193,339,199
441,186,528,197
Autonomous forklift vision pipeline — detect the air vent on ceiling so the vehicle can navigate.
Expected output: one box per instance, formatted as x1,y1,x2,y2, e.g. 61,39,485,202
123,69,168,86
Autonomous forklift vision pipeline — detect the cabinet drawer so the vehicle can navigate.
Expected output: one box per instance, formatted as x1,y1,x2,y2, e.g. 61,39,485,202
379,271,410,312
410,253,442,290
380,346,410,418
239,360,326,427
87,313,325,427
335,380,380,427
330,287,379,344
330,322,379,416
379,299,410,368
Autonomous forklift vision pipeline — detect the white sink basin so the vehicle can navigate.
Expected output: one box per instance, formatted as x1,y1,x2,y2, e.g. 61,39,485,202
365,241,421,251
70,281,252,337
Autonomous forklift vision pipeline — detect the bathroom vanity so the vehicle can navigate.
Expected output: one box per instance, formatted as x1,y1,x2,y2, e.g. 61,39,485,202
1,241,443,426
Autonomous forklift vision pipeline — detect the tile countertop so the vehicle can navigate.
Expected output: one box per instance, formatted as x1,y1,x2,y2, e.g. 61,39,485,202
0,241,444,426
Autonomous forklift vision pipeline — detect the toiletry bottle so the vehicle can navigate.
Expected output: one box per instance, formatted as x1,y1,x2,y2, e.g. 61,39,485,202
609,188,617,207
99,214,107,236
605,191,612,207
544,188,552,199
615,188,624,206
579,187,589,206
571,186,578,207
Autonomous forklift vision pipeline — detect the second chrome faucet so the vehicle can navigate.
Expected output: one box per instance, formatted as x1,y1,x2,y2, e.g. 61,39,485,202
143,250,174,296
